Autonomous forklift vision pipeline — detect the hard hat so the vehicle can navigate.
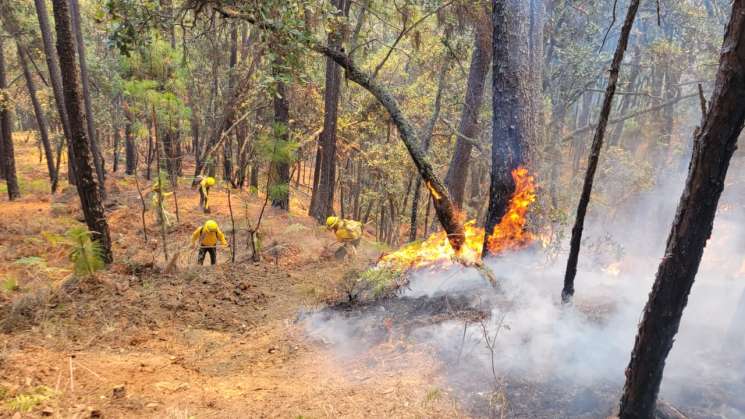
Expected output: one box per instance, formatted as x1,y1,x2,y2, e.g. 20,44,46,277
205,177,216,186
204,220,218,232
326,216,338,228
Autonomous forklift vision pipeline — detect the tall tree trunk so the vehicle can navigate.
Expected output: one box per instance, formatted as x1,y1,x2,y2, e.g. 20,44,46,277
18,44,57,192
618,3,745,416
69,0,105,196
34,0,76,185
444,13,492,209
0,37,20,200
483,0,538,256
51,0,112,262
223,24,239,182
309,0,351,223
270,69,291,210
561,0,640,302
410,58,448,241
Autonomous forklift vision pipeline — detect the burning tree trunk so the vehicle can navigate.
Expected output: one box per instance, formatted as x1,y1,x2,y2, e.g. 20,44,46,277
443,11,491,210
18,45,57,192
562,0,640,302
0,36,20,200
51,0,113,263
483,0,540,256
618,3,745,417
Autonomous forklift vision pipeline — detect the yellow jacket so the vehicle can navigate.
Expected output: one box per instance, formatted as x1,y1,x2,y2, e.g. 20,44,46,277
333,219,362,242
192,225,228,247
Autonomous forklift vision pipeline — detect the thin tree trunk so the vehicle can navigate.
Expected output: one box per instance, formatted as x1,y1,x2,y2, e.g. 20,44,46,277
69,0,105,197
125,121,136,175
34,0,76,185
561,0,640,302
51,0,112,262
223,24,239,182
0,36,20,200
410,58,448,241
18,44,56,192
444,12,492,209
619,3,745,416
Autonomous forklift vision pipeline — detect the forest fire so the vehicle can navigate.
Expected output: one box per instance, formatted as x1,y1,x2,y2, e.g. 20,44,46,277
379,167,536,269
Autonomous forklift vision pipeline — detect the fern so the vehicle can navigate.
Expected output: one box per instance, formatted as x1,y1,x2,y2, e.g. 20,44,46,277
64,227,105,276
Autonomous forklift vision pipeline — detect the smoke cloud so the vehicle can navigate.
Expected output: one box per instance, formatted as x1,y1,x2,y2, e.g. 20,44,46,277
302,160,745,418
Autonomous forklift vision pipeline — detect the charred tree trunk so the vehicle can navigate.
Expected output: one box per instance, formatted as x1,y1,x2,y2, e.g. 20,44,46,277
309,0,350,223
34,0,76,185
51,0,112,262
18,45,56,192
561,0,640,302
444,14,491,209
483,0,536,256
0,37,20,200
619,3,745,416
69,0,105,196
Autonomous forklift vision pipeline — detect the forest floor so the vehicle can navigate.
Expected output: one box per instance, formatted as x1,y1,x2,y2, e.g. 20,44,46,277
0,137,464,418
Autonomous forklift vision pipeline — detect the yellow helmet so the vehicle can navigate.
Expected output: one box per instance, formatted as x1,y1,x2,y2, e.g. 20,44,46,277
205,177,216,187
326,216,339,228
204,220,218,232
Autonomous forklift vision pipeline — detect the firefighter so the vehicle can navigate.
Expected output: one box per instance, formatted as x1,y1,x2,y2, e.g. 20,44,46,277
191,219,228,265
197,176,216,213
326,216,363,258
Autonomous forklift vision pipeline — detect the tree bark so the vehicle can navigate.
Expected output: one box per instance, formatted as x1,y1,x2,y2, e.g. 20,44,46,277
0,36,20,200
34,0,76,185
125,119,136,175
561,0,640,302
619,3,745,416
51,0,113,263
309,0,350,223
483,0,538,256
444,14,491,209
69,0,105,196
18,45,57,192
270,67,291,210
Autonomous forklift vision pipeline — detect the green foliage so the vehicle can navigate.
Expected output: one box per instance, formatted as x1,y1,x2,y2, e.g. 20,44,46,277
14,256,47,269
64,227,106,276
5,386,56,412
1,276,19,293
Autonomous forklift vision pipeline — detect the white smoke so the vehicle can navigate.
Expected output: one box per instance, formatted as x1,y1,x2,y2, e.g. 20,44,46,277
302,161,745,417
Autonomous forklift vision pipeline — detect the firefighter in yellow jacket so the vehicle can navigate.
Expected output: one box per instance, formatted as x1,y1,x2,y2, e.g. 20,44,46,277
191,220,228,265
197,176,216,213
326,216,362,258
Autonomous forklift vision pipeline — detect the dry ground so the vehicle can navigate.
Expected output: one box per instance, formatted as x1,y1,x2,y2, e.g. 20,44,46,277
0,137,464,418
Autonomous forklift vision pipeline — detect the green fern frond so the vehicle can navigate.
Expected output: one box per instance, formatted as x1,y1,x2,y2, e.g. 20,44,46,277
64,227,105,276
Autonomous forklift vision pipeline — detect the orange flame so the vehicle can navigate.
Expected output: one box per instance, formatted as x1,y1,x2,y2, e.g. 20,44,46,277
379,167,536,270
